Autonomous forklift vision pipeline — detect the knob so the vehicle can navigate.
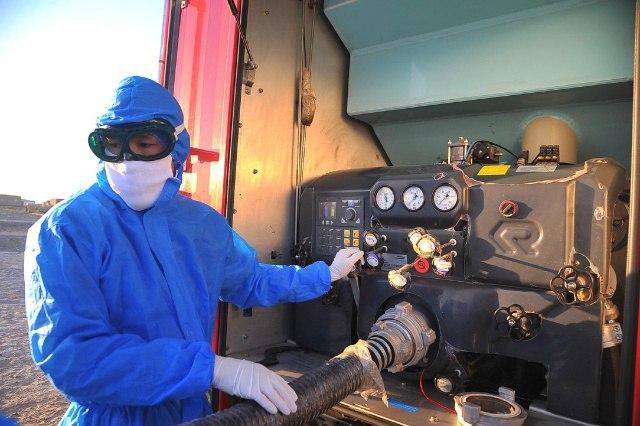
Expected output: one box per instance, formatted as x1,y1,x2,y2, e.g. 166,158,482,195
364,230,380,247
499,199,519,218
344,207,357,221
388,270,410,290
413,257,430,274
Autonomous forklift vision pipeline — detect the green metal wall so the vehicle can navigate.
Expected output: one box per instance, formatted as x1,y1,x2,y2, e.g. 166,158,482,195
325,0,634,169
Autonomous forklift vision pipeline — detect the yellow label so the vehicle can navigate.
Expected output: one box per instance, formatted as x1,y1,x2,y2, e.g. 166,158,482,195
343,229,350,237
477,165,511,176
352,230,360,238
353,238,360,247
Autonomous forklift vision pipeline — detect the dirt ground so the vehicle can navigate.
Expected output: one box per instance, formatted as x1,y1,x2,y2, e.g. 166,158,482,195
0,207,68,425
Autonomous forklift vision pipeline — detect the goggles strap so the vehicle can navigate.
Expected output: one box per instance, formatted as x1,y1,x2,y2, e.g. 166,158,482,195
174,123,186,138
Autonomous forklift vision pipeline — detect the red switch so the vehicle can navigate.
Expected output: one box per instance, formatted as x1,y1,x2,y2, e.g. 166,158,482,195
414,258,430,274
499,199,519,218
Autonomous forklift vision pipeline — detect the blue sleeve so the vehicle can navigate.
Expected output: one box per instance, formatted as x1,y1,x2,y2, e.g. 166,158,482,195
220,230,331,308
24,224,214,406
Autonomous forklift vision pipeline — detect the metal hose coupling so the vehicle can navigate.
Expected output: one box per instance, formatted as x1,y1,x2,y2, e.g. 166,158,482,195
182,302,436,425
366,302,436,373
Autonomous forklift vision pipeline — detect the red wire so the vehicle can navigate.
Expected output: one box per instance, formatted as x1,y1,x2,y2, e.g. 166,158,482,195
419,369,457,414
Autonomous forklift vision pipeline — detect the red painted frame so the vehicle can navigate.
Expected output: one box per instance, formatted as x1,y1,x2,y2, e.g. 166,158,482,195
158,0,241,411
160,0,240,215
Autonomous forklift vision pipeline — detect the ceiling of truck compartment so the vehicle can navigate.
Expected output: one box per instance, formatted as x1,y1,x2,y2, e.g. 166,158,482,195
324,0,566,51
323,0,634,170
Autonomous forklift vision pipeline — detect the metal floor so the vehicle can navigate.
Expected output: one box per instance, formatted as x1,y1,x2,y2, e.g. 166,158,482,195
238,344,597,426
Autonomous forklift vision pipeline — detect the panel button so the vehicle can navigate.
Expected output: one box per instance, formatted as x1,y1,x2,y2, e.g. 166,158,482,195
343,229,351,237
352,230,360,239
343,238,351,247
353,238,360,247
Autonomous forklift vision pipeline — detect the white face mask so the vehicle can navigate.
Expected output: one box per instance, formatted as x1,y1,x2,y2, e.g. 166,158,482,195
104,155,174,211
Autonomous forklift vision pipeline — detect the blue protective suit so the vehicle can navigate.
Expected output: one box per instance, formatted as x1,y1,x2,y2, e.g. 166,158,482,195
24,76,331,425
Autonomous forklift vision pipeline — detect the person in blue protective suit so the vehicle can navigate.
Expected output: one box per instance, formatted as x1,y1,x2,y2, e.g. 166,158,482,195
24,76,364,425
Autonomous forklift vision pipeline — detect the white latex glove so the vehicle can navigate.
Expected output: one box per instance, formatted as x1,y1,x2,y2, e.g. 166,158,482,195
329,247,364,282
213,355,297,415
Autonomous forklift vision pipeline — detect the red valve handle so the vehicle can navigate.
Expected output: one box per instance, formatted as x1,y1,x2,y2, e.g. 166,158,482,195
499,199,519,218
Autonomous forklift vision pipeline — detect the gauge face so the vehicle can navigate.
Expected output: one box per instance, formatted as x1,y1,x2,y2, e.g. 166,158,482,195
432,184,458,211
366,253,380,267
403,186,425,211
375,186,395,211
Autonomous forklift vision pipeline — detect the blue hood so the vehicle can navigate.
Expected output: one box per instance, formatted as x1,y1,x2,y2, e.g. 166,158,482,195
94,76,190,210
96,76,190,171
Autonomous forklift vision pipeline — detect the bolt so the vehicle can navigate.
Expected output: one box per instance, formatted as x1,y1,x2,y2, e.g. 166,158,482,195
238,122,243,128
258,88,264,93
245,89,251,95
594,206,605,221
429,415,439,423
242,334,249,341
264,9,270,15
252,169,258,174
435,376,453,393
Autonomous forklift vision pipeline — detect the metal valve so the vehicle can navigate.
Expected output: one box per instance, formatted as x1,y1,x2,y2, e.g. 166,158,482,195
550,265,599,306
408,227,438,258
432,251,457,276
493,304,542,342
388,267,412,291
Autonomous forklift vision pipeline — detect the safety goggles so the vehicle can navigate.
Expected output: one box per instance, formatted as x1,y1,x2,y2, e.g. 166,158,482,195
88,119,185,162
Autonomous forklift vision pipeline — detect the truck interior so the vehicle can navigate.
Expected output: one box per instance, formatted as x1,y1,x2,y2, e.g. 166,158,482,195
161,0,639,424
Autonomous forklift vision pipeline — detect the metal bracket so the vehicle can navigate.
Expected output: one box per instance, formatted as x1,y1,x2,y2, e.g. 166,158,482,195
243,62,256,94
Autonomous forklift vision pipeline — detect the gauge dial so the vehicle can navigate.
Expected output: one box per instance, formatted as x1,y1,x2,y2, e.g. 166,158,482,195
403,186,425,211
375,186,395,211
366,252,381,268
432,185,458,211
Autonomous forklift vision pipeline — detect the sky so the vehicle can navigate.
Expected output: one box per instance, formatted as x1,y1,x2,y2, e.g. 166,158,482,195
0,0,165,202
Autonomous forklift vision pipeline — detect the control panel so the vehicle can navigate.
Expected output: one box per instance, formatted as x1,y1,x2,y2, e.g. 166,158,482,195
314,196,364,257
295,160,627,424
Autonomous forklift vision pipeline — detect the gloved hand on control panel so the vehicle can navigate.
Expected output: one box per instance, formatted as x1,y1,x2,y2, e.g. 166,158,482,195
213,355,298,415
329,247,364,282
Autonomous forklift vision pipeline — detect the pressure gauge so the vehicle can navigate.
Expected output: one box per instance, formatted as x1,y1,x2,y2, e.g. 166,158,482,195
433,184,458,212
366,252,382,268
403,186,425,211
375,186,395,211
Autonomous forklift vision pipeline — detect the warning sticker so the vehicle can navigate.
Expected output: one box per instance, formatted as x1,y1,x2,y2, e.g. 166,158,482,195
381,253,408,271
516,164,558,173
477,164,511,176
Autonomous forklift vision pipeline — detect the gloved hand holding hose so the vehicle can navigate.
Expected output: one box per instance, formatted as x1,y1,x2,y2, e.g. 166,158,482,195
213,355,298,415
329,247,364,282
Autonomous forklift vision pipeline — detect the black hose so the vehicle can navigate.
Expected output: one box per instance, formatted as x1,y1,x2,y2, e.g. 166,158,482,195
184,354,364,425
